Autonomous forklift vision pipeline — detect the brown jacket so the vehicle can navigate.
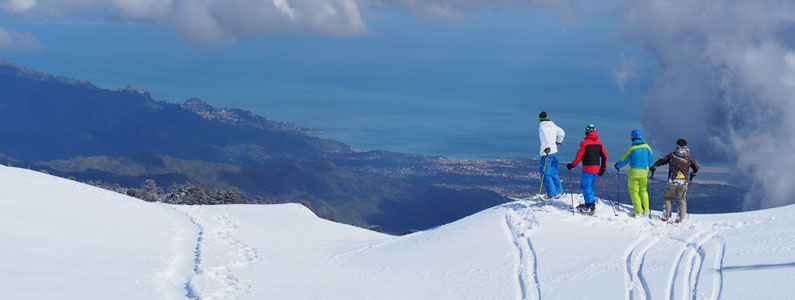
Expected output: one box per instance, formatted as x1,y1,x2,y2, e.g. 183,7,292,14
653,146,700,184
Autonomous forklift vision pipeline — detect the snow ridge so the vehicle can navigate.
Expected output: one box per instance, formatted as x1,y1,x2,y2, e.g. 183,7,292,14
5,165,795,300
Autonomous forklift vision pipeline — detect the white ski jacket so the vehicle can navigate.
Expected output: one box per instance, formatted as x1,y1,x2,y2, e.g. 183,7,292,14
538,120,565,157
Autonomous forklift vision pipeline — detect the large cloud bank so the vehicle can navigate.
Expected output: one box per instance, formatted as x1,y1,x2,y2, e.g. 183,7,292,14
3,0,795,208
610,0,795,209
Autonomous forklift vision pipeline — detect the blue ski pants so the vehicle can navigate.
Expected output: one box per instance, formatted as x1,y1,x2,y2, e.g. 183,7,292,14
540,153,564,197
580,171,598,204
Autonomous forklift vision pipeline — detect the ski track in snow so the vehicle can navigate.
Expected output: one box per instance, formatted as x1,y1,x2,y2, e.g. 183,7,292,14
504,196,734,300
666,228,708,300
683,231,718,300
179,210,205,300
689,234,727,300
712,238,726,300
624,237,646,300
662,226,726,300
177,207,261,300
624,235,660,300
504,203,542,300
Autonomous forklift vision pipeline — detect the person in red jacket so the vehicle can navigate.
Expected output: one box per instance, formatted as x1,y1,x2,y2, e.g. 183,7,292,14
566,124,608,214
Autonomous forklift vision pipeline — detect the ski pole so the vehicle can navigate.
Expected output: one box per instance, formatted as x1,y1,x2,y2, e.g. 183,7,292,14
647,172,653,219
599,176,618,216
616,168,621,212
568,169,574,215
537,155,548,199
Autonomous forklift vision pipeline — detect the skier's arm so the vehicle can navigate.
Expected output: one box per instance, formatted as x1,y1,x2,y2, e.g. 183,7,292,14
570,142,585,167
615,146,632,169
690,155,700,174
556,126,565,145
652,153,671,167
600,144,608,169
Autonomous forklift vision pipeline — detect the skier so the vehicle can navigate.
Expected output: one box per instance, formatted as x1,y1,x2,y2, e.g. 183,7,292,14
566,124,607,214
537,111,566,200
614,129,654,217
649,138,700,223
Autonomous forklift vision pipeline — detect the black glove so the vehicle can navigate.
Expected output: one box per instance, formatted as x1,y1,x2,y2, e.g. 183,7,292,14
555,142,561,146
598,166,606,176
689,172,696,182
544,147,550,154
614,162,620,170
566,163,574,170
649,168,655,179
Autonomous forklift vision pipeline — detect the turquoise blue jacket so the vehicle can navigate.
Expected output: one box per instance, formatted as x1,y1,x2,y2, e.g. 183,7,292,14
616,140,654,177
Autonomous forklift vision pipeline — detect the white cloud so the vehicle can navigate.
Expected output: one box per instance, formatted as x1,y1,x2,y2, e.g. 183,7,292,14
0,0,578,44
273,0,296,20
108,0,173,20
612,53,638,92
611,0,795,209
0,0,36,13
0,26,43,50
0,0,368,45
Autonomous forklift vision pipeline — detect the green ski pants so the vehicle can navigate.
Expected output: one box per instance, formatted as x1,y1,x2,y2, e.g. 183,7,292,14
628,175,649,214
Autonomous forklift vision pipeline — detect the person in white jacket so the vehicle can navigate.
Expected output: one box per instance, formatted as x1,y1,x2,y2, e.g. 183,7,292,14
538,111,566,199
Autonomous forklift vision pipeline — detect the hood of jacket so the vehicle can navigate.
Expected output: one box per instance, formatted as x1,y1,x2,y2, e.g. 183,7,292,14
674,145,690,158
632,139,647,146
584,131,599,141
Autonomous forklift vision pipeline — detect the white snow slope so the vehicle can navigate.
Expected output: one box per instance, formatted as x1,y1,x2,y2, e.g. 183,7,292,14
1,165,794,300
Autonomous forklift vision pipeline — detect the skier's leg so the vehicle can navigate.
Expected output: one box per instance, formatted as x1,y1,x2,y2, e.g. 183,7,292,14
580,172,596,204
638,175,650,214
550,173,563,197
539,156,551,197
628,177,642,214
550,154,564,195
677,185,688,220
663,184,675,219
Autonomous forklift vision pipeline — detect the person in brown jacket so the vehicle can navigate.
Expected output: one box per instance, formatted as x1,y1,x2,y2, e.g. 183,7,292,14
649,138,700,223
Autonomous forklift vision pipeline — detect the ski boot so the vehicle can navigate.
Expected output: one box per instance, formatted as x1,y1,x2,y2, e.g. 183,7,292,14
576,202,596,216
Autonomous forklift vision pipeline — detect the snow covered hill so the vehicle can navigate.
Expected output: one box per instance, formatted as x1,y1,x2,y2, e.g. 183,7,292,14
1,165,793,299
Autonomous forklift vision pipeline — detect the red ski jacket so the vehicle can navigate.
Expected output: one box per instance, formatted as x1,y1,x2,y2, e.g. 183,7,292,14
571,131,608,174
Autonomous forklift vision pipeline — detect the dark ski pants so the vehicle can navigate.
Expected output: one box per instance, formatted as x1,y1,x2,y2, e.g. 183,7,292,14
540,153,564,197
663,183,688,219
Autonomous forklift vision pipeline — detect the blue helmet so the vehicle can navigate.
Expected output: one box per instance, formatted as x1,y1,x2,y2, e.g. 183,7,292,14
631,129,642,140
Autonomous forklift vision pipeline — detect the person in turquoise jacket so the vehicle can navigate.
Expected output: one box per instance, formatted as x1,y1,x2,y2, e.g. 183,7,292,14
614,129,654,216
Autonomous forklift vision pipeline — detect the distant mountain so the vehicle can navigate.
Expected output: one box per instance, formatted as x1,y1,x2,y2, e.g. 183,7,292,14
0,60,352,163
180,97,318,134
0,60,509,233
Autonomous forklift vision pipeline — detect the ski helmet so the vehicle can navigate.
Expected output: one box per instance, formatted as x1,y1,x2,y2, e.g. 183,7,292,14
631,129,642,140
585,124,596,135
